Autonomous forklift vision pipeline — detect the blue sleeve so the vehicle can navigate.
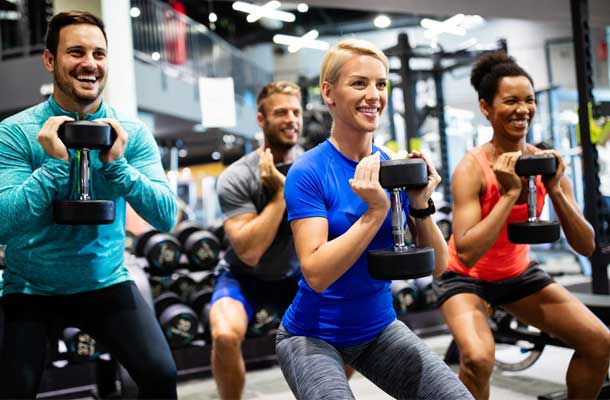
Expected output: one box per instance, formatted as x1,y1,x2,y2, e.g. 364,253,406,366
0,123,71,242
98,123,178,232
284,160,327,222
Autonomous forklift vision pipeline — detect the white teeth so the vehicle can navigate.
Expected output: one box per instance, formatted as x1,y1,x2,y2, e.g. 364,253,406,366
359,108,378,113
77,75,97,82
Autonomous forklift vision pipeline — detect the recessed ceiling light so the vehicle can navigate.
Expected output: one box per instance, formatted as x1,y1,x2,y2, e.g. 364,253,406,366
129,7,141,18
297,3,309,13
374,15,391,29
151,52,161,61
209,12,218,23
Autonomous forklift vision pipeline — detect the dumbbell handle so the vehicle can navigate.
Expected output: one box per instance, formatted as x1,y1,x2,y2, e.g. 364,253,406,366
527,176,536,221
80,148,91,200
391,189,407,250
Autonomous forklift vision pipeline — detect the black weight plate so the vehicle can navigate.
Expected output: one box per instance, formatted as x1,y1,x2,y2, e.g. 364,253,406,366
514,154,557,176
58,121,115,149
159,304,198,347
154,291,182,318
184,230,220,270
145,233,181,275
379,159,428,189
174,221,204,245
507,220,561,244
135,229,160,258
367,246,435,280
189,287,214,316
53,200,115,225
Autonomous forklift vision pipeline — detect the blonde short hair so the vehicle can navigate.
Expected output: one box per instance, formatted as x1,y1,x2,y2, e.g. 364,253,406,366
319,38,389,88
256,81,302,115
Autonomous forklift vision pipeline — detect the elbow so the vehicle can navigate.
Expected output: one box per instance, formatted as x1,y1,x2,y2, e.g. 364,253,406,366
159,198,179,233
305,277,327,293
456,250,476,268
301,265,327,293
576,240,596,258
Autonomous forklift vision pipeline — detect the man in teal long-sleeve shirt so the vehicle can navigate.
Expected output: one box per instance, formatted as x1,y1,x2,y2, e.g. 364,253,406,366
0,11,178,397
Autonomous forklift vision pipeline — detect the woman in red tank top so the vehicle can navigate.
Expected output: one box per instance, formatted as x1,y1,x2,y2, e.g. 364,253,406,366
436,52,609,399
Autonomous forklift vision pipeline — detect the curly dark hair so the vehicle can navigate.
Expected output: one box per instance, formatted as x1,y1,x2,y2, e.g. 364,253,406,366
470,52,533,104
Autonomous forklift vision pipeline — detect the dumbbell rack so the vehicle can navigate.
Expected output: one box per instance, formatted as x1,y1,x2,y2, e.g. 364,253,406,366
35,309,447,398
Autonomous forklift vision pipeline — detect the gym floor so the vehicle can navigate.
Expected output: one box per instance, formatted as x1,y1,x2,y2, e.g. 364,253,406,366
176,248,598,400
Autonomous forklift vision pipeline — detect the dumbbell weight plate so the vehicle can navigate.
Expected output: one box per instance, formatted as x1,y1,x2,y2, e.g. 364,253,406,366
507,221,561,244
514,154,557,177
174,221,203,245
391,280,419,314
189,286,214,317
184,230,220,270
154,291,199,347
367,247,435,280
53,200,115,225
168,275,198,302
62,327,103,362
58,121,115,149
143,233,182,275
379,159,428,190
247,305,280,337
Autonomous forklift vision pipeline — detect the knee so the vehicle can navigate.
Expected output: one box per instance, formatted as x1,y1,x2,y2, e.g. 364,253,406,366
212,328,244,351
460,348,495,379
579,329,610,366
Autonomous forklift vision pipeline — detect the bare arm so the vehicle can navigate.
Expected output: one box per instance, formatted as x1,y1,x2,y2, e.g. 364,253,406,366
223,148,287,266
542,150,595,256
291,152,390,293
224,191,286,266
452,152,522,267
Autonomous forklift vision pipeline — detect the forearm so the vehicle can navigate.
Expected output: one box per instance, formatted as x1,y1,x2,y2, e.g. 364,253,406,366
302,209,386,292
0,159,70,242
456,193,518,266
98,158,177,232
231,193,286,266
413,216,448,276
549,189,595,256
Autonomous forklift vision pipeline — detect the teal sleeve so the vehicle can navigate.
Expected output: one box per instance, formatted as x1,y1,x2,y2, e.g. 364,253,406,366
0,124,70,242
98,125,178,232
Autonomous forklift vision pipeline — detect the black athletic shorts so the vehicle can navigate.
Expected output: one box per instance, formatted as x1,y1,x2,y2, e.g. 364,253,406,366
432,262,554,307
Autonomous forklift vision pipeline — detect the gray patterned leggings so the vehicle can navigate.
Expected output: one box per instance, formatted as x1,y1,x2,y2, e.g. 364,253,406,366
276,319,472,400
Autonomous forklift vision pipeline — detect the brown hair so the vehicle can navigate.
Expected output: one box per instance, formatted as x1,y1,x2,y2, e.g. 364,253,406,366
256,81,302,115
45,10,107,56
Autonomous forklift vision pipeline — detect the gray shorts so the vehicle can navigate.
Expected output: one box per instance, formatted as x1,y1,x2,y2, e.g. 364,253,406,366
275,319,473,400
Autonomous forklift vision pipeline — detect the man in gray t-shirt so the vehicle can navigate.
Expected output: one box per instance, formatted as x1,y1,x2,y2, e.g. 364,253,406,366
209,81,303,400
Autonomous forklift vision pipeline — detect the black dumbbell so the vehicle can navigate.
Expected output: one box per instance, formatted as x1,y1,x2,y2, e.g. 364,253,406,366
367,159,435,280
174,222,221,271
135,229,182,275
247,305,281,337
391,279,420,314
154,291,199,348
414,276,437,310
53,121,116,225
508,154,560,244
62,327,105,362
168,274,198,302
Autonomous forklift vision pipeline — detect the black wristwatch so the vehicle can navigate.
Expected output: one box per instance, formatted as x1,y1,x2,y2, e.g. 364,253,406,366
408,198,435,218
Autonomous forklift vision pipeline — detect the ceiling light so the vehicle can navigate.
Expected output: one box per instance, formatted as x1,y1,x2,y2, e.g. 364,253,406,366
297,3,309,12
151,52,161,61
209,12,218,23
420,14,466,39
233,1,296,23
273,30,329,53
129,7,141,18
374,15,391,29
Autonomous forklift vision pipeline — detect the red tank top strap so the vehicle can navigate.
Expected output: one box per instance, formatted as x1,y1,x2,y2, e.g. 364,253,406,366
468,146,496,197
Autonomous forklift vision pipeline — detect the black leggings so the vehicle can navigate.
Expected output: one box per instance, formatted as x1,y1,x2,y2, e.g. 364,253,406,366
0,281,177,399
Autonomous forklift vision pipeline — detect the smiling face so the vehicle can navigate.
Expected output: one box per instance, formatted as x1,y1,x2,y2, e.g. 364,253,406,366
43,23,107,111
323,54,388,135
258,93,302,151
481,75,536,141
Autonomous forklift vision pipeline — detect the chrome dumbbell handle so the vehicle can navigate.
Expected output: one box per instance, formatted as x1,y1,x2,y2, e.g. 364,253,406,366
391,189,407,251
527,176,536,222
79,148,91,201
